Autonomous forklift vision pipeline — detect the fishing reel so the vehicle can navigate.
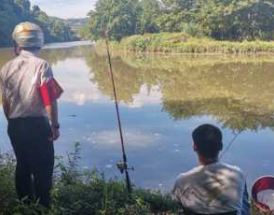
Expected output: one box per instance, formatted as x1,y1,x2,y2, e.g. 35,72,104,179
117,161,134,174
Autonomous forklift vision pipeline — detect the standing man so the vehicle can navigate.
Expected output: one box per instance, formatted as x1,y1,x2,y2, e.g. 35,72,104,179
173,124,250,215
0,22,63,208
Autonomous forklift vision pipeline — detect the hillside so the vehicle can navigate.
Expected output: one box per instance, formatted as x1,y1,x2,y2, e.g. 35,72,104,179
0,0,77,47
82,0,274,42
67,18,89,32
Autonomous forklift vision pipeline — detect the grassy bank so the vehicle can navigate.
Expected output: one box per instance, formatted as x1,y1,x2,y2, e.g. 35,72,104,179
0,144,267,214
99,32,274,54
0,144,179,215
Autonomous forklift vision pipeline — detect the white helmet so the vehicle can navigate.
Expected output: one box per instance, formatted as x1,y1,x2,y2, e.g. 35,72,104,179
12,22,44,48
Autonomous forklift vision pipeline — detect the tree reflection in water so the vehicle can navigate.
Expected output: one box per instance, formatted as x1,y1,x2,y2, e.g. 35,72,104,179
86,50,274,132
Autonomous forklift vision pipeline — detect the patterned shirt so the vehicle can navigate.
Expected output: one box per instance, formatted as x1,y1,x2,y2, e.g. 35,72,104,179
173,162,248,214
0,50,63,119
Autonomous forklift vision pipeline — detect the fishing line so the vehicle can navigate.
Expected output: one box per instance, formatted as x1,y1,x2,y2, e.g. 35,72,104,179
105,35,132,194
220,130,243,160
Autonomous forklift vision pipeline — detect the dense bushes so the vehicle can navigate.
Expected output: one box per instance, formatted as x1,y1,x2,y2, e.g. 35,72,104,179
0,144,179,215
103,33,274,54
83,0,274,42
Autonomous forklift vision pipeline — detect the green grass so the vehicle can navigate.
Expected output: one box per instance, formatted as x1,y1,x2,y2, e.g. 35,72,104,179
98,32,274,54
0,143,179,215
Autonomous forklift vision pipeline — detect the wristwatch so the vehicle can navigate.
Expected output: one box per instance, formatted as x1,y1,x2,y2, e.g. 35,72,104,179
52,123,60,129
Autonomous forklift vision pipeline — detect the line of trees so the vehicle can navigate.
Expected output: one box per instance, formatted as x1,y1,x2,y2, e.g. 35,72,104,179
0,0,77,47
82,0,274,41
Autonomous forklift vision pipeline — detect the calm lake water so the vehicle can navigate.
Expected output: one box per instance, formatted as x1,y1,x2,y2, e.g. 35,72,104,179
0,41,273,191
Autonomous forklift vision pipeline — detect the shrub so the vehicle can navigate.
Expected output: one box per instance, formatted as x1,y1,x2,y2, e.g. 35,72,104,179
0,144,179,215
104,32,274,54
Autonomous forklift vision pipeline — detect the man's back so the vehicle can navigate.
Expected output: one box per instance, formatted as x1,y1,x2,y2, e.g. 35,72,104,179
173,162,246,214
1,50,52,118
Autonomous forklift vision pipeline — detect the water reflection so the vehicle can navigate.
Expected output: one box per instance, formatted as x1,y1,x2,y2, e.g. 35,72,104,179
41,45,92,66
87,50,274,131
0,42,274,190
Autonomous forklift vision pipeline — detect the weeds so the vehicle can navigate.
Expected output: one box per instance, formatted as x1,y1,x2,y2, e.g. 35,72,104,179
98,32,274,54
0,144,179,215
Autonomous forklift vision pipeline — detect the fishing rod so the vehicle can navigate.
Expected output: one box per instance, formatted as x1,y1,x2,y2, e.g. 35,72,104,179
220,130,243,160
105,34,133,194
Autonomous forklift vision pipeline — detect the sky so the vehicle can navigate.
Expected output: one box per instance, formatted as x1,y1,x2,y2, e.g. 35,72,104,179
29,0,97,19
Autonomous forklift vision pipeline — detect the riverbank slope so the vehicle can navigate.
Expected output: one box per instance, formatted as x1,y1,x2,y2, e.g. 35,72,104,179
0,145,179,215
0,146,266,214
98,33,274,54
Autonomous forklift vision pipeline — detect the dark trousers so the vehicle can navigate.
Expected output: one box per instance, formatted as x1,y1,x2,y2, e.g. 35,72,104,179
8,117,54,208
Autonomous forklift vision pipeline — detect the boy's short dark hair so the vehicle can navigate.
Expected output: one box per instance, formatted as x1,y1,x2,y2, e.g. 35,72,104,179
192,124,223,159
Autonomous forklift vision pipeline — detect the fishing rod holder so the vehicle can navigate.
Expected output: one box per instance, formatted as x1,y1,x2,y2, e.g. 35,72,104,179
117,161,134,174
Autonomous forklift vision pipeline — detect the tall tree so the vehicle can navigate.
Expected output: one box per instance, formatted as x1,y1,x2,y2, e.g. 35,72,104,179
83,0,274,41
138,0,160,34
87,0,140,41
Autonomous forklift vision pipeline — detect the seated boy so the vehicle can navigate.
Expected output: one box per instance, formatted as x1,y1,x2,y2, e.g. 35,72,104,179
173,124,250,215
